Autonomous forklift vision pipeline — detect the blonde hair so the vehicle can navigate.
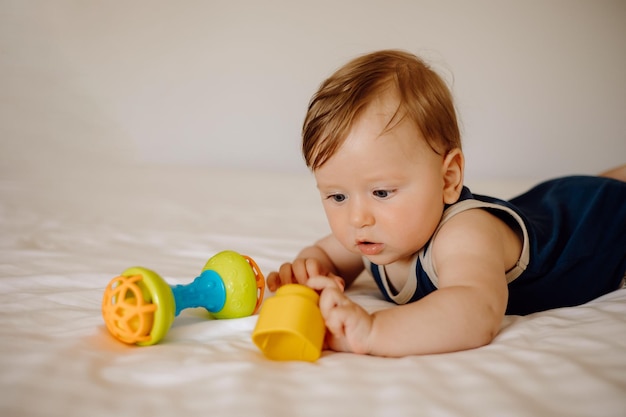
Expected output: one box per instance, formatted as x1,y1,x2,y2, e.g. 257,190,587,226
302,50,461,170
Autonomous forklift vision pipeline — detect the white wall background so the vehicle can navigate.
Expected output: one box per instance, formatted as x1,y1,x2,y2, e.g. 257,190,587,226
1,0,625,181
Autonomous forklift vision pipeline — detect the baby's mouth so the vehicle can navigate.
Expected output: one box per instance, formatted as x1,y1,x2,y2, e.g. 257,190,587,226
356,241,384,256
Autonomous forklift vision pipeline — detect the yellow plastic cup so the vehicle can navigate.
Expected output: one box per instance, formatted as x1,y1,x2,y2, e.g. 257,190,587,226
252,284,325,362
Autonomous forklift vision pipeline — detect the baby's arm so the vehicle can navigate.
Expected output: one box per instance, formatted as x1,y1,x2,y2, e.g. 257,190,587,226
267,234,364,292
311,209,511,356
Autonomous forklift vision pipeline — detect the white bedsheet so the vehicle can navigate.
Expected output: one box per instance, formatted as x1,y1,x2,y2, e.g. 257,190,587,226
1,165,625,417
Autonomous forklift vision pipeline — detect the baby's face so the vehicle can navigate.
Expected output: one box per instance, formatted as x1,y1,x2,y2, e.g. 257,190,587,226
314,93,449,266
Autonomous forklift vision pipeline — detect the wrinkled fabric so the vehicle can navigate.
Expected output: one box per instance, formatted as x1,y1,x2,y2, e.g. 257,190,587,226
1,167,625,417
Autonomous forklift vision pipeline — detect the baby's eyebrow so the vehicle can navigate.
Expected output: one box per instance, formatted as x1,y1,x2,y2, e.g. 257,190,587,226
316,182,341,190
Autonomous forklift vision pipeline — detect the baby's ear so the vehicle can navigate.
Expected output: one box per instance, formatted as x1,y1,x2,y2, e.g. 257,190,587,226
441,148,464,204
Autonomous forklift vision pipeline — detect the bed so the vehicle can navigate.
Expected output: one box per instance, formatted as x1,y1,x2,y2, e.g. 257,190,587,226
1,164,625,417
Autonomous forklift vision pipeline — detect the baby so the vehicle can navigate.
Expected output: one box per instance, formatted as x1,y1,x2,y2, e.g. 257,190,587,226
267,50,626,357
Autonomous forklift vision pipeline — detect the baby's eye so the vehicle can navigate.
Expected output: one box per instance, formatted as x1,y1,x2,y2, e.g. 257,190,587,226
328,193,346,203
373,189,392,199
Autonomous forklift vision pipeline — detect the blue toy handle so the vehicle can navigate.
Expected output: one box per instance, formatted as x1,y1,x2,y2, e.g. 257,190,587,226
170,269,226,316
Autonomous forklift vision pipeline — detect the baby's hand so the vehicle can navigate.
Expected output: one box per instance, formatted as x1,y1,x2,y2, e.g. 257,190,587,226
307,276,373,355
267,258,332,292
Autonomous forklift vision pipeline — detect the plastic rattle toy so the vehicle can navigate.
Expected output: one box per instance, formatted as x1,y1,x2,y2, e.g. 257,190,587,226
102,250,265,346
252,284,325,362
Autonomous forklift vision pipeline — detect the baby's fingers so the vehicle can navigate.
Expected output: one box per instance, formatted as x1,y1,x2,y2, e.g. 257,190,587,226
280,262,307,286
267,263,300,291
293,258,331,282
307,274,345,293
320,300,373,355
266,271,281,291
316,287,350,335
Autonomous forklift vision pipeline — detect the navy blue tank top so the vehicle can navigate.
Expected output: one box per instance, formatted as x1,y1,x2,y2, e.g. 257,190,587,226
367,176,626,315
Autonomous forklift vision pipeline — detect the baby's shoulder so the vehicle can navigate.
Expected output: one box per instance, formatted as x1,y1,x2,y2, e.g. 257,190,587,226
432,207,523,273
436,207,506,242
